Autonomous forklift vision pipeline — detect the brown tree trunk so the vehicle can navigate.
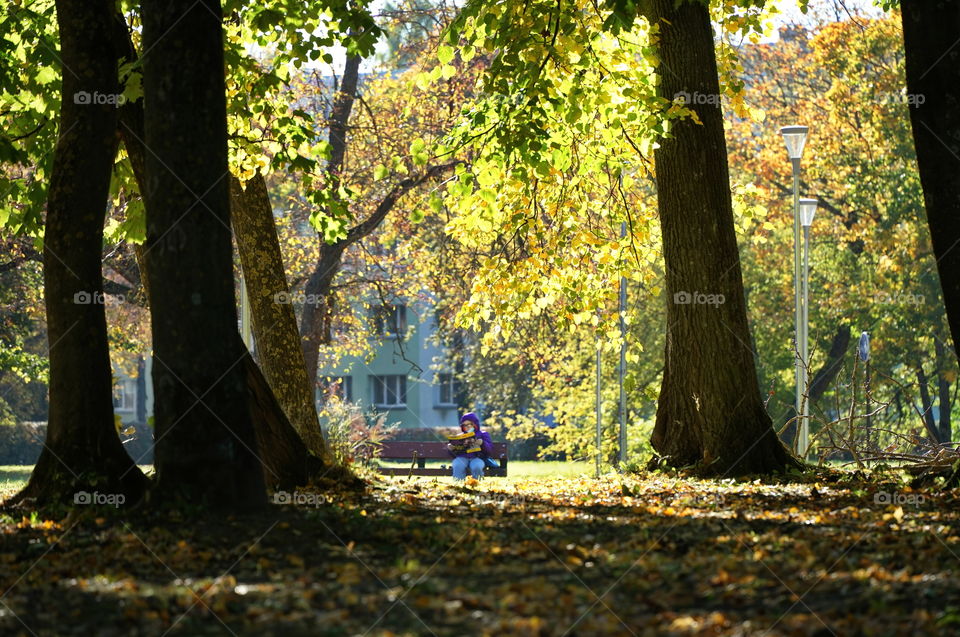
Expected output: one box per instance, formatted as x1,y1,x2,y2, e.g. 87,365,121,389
647,0,797,475
300,55,361,390
901,1,960,366
142,0,265,508
14,0,148,507
916,365,940,443
230,173,328,456
935,337,952,443
780,324,851,447
115,17,333,490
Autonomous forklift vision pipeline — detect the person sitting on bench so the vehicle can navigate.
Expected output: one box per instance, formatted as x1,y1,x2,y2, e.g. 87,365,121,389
448,412,493,480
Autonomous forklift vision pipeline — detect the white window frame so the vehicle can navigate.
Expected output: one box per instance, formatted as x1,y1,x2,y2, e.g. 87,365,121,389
435,372,461,408
113,378,137,413
371,375,407,408
374,304,407,337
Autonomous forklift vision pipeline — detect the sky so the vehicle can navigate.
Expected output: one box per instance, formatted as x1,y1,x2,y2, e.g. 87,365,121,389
315,0,888,73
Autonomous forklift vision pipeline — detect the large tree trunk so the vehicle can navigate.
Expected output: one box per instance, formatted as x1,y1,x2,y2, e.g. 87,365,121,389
647,0,797,475
230,174,328,456
114,17,337,490
901,1,960,364
14,0,148,507
142,0,265,508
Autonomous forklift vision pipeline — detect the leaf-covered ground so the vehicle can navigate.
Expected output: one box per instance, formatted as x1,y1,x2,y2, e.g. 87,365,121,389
1,471,958,636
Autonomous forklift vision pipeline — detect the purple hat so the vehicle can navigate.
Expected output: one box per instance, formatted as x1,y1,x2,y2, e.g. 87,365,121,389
459,412,480,429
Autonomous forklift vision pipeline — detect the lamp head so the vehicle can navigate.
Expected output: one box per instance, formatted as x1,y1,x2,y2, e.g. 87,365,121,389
780,125,809,160
799,198,818,228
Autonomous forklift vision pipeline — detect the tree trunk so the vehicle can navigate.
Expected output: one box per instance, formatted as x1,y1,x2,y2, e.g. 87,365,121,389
300,55,361,391
142,0,265,508
935,337,952,443
647,0,797,475
230,173,328,456
916,365,940,443
901,1,960,362
779,324,851,447
14,0,148,507
114,16,336,490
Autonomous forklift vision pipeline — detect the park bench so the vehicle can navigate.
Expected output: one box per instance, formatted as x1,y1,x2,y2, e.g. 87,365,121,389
379,441,508,477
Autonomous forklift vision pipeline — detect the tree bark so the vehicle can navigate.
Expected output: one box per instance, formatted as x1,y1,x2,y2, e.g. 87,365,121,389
14,0,148,507
142,0,265,508
935,337,952,443
901,1,960,364
779,324,851,447
916,365,940,443
647,0,797,475
230,173,328,456
300,55,362,390
115,15,333,490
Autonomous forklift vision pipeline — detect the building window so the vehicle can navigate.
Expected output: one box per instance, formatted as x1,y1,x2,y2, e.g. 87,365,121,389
113,379,137,413
435,373,463,407
319,376,352,403
371,375,407,408
373,304,406,337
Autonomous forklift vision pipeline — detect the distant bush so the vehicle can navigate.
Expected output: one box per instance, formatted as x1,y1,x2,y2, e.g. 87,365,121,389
0,420,44,464
0,418,154,465
320,400,398,468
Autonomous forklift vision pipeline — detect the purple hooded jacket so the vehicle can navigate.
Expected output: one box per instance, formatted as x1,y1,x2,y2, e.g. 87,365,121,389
450,412,493,459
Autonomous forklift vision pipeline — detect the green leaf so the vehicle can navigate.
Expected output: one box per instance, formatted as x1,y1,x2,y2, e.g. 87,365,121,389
437,44,455,65
373,164,389,181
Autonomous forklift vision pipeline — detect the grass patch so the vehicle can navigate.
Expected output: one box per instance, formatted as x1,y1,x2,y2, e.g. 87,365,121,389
0,465,31,500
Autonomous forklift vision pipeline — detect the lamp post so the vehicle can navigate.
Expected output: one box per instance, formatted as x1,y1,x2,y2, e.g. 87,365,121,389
618,221,627,467
799,198,818,456
779,125,809,456
596,345,602,478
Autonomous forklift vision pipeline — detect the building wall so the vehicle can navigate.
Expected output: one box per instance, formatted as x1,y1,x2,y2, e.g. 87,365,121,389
317,303,463,430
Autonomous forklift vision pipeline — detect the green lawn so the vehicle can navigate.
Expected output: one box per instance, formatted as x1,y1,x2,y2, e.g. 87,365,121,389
0,461,591,501
0,465,32,500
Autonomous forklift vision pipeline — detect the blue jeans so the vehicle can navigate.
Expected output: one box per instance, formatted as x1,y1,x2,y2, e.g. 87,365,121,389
452,456,485,480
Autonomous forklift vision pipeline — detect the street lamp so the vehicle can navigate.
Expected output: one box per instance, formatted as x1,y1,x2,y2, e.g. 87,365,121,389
799,197,818,457
779,125,809,457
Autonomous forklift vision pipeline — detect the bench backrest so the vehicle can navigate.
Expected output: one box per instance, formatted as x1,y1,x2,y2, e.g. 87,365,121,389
380,441,508,459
